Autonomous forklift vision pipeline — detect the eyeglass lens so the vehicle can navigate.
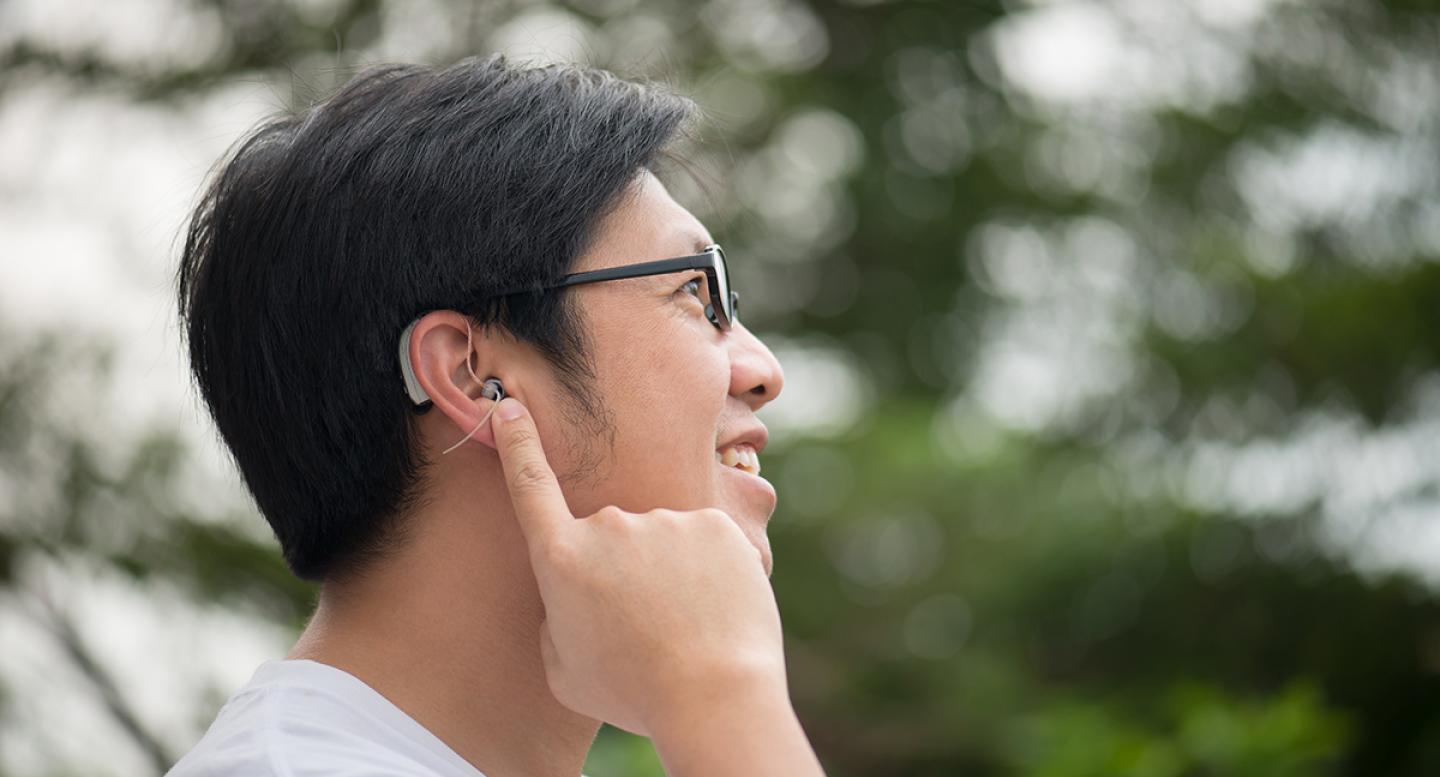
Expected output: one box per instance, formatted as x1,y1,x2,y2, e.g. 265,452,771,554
715,247,731,322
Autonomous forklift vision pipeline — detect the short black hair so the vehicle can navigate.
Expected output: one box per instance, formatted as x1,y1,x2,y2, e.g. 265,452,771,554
177,54,700,583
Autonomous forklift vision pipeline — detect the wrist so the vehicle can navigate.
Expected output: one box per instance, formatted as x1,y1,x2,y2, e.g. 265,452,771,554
647,670,825,777
646,663,794,741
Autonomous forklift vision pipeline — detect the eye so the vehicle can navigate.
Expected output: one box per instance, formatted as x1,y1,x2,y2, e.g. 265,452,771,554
677,273,705,299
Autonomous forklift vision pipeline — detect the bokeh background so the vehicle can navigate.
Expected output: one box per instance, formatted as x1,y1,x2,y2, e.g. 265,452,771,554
3,0,1440,775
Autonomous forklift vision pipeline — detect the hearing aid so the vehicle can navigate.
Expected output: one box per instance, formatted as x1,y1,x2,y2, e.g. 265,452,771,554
442,376,505,455
441,322,507,455
397,317,508,453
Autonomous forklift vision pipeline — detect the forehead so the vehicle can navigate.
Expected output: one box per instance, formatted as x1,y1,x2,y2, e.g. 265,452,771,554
575,170,715,275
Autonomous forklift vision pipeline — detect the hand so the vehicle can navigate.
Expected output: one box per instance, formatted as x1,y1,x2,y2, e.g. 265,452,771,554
489,396,789,736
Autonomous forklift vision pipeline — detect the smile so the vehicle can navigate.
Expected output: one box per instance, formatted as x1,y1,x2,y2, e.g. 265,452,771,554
715,442,760,475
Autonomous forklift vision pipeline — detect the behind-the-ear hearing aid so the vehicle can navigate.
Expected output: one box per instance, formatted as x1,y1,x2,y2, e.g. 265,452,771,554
397,316,507,455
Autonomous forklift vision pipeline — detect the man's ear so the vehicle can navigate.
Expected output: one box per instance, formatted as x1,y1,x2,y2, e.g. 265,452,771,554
408,310,512,452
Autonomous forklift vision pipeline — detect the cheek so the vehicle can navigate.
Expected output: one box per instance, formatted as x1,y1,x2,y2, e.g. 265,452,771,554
602,327,730,504
609,311,727,413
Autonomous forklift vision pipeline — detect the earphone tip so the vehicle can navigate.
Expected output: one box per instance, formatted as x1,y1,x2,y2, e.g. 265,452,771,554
441,377,506,456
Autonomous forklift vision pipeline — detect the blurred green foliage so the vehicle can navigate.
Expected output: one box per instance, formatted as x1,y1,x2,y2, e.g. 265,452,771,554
3,0,1440,775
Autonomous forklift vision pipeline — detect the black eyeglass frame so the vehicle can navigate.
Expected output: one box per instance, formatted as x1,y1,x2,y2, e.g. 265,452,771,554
397,244,739,413
492,243,739,332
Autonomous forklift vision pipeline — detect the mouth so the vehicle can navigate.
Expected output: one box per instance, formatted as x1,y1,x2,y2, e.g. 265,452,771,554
715,442,776,514
715,442,761,475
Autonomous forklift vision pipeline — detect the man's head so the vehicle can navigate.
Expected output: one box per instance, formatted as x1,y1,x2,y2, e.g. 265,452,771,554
177,54,785,585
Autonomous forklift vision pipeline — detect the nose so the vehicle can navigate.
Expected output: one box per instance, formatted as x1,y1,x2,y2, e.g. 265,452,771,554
727,320,785,410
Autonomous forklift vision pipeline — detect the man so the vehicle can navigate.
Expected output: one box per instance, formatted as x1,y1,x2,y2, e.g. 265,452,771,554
165,53,825,777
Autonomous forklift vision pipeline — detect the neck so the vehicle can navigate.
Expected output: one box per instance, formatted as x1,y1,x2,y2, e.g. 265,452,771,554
286,473,601,777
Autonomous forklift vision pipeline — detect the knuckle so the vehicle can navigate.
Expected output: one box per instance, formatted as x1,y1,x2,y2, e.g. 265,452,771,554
703,509,743,538
699,507,733,526
590,505,633,531
593,504,627,522
504,422,536,449
510,460,551,492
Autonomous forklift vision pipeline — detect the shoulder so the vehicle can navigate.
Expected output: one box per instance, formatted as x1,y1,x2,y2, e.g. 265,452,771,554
164,684,280,777
165,665,460,777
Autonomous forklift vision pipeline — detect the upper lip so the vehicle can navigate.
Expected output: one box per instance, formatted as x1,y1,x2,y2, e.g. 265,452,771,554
716,423,769,455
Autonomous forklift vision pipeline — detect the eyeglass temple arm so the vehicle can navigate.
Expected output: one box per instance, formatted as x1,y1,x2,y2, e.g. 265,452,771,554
490,251,719,296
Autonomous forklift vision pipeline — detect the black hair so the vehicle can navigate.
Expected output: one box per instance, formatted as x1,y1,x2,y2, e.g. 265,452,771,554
176,53,700,583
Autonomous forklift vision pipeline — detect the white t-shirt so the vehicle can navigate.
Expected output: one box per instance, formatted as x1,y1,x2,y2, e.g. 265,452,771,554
166,658,563,777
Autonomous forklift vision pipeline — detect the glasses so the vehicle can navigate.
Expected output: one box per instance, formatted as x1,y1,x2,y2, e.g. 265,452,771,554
398,243,739,410
493,243,739,331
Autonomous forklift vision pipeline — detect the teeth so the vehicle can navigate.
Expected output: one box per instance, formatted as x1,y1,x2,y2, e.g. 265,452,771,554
715,443,761,475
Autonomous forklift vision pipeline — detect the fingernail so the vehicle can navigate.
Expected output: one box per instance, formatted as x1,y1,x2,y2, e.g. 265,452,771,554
497,397,524,421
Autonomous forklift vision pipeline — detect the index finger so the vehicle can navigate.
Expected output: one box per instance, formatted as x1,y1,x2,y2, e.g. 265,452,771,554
490,396,572,548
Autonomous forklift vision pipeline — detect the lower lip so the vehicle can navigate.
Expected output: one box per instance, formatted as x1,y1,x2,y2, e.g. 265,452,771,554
717,459,777,504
